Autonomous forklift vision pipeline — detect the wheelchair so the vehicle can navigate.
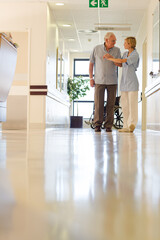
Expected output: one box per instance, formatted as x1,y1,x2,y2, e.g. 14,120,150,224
85,96,123,129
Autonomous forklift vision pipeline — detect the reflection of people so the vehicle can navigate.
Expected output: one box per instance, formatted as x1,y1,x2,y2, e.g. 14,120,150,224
89,32,121,132
117,133,138,197
103,37,139,132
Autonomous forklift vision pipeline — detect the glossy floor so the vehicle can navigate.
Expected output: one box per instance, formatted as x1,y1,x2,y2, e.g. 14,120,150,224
0,127,160,240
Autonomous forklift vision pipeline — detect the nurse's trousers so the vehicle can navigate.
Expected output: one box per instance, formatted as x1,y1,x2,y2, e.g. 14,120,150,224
121,91,138,129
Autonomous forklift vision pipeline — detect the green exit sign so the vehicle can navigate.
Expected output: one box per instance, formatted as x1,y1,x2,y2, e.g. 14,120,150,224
89,0,108,8
99,0,108,8
89,0,98,8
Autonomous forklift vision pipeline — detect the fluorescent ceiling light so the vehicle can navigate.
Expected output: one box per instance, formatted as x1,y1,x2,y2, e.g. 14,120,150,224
94,23,132,26
78,29,97,33
95,26,131,31
62,24,71,27
55,3,64,6
67,38,75,41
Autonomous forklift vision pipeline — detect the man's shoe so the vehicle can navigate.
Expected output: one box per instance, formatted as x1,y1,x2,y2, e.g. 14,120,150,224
129,124,135,132
106,128,112,132
95,126,101,132
118,128,130,132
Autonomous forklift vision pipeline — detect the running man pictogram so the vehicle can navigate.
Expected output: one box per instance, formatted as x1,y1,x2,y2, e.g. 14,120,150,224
99,0,108,8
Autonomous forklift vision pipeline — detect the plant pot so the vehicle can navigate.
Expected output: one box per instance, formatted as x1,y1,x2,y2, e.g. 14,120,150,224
70,116,83,128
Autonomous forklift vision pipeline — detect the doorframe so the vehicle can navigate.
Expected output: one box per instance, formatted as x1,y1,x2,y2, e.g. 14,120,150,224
142,39,147,131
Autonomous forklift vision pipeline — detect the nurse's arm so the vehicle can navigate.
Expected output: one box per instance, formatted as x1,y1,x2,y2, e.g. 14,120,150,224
103,54,124,66
107,58,127,64
114,62,122,67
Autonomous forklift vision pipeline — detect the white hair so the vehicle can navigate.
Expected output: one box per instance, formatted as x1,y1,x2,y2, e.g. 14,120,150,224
104,32,115,41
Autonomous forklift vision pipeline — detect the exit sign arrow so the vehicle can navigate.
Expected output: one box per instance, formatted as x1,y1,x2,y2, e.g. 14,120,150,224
89,0,98,8
89,0,108,8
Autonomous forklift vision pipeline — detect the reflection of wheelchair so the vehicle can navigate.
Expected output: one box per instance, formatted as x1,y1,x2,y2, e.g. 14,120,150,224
85,96,123,129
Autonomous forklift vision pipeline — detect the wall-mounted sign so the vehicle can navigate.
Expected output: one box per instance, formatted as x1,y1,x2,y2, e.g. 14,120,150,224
89,0,108,8
89,0,98,8
99,0,108,8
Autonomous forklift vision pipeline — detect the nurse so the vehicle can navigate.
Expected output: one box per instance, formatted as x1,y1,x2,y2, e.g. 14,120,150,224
103,37,139,132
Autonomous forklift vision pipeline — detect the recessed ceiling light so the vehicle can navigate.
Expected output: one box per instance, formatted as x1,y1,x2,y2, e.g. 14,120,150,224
94,23,132,26
62,24,71,27
95,26,131,31
67,38,75,41
78,29,98,33
55,3,64,6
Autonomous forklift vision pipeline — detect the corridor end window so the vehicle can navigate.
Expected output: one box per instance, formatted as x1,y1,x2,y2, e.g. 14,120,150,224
73,58,95,117
74,59,90,77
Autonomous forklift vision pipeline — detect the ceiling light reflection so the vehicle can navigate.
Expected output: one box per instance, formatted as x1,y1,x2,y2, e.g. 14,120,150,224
73,137,96,201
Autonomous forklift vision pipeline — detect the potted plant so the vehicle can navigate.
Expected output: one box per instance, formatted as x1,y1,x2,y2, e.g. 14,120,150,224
67,76,90,128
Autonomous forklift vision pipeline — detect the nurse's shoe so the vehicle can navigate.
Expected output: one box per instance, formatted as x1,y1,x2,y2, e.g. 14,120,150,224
118,128,130,132
129,124,135,132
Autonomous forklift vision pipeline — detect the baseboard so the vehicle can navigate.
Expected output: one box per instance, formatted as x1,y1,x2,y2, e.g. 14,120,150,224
2,121,27,130
46,124,69,128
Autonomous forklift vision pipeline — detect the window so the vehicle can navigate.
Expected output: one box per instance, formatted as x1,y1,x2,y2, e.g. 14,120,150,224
74,59,90,77
73,59,94,118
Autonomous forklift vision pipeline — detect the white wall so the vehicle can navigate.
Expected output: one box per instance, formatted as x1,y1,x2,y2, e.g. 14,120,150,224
0,2,70,129
0,2,47,85
2,32,29,129
0,2,47,129
136,0,160,130
46,5,70,127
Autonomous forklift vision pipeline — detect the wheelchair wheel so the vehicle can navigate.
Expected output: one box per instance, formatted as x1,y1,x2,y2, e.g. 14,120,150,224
113,106,123,129
101,122,105,129
89,113,96,129
101,113,107,129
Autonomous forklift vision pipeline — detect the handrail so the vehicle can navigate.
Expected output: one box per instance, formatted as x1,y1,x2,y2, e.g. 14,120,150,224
0,33,17,50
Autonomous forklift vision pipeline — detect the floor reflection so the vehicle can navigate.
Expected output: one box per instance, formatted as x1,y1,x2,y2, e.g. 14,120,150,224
0,169,15,232
44,129,96,202
0,128,160,239
0,131,6,168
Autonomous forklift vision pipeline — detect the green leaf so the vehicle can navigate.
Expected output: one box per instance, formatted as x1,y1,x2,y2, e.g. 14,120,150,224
67,76,90,102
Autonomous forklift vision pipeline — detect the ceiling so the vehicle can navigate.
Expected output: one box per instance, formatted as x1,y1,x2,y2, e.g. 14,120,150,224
0,0,150,53
49,0,150,53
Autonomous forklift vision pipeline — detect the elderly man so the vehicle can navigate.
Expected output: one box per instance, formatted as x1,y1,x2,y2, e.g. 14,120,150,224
89,32,121,132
